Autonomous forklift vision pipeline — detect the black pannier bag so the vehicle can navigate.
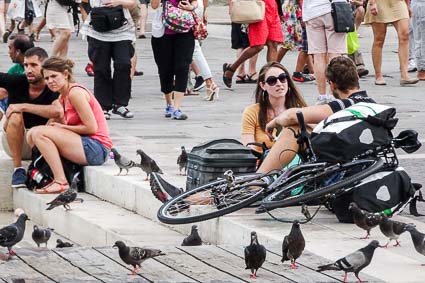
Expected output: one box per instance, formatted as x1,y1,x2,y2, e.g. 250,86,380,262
26,147,85,192
330,0,355,33
90,6,127,32
311,103,398,162
186,139,257,191
330,167,417,223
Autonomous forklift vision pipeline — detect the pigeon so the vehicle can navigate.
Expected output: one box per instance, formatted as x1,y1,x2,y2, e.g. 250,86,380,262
349,202,382,239
181,225,202,246
378,215,408,247
404,225,425,265
111,148,139,176
56,239,74,248
177,146,188,175
113,241,165,275
136,149,163,180
32,225,54,248
281,220,305,269
46,174,84,211
244,231,267,279
0,213,30,255
317,240,382,282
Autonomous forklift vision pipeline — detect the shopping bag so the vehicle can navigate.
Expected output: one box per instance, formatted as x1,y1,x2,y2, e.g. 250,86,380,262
7,0,26,21
347,30,360,55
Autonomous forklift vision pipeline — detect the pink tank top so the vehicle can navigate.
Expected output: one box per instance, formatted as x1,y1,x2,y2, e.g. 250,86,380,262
61,84,113,149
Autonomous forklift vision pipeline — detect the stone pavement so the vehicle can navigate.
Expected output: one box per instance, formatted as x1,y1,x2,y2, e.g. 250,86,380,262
1,4,425,282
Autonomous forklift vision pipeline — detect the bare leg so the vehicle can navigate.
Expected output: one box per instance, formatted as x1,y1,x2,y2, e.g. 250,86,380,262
295,51,308,72
354,6,365,31
51,29,71,57
257,127,299,173
139,4,148,36
236,48,246,80
277,47,289,63
266,40,279,62
173,91,184,110
393,18,412,80
312,53,328,95
248,53,258,77
371,23,388,82
4,113,25,168
130,52,137,80
225,45,264,78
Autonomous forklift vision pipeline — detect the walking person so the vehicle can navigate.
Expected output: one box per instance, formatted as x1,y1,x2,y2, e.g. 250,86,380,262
365,0,419,86
151,0,197,120
412,0,425,80
137,0,149,38
222,0,283,88
80,0,137,119
46,0,74,57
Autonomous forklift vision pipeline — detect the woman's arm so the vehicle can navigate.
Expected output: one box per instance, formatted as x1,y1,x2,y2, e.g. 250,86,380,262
102,0,136,9
52,88,98,135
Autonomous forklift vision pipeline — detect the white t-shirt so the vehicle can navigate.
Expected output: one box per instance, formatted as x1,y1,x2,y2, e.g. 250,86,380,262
303,0,344,22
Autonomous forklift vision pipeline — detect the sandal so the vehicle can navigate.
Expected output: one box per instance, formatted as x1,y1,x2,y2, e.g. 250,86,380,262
204,84,220,101
222,63,235,88
235,75,247,84
245,72,257,83
36,180,69,194
112,106,134,119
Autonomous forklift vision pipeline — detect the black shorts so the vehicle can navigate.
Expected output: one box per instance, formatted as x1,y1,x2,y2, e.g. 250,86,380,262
231,23,250,50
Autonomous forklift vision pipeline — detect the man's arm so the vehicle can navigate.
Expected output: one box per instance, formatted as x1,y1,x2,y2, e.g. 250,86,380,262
5,101,63,120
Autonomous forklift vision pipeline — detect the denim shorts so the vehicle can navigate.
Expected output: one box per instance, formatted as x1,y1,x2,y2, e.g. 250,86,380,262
0,98,8,114
81,137,109,166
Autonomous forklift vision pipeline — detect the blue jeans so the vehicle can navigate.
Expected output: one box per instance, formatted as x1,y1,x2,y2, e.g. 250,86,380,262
412,0,425,71
81,137,109,166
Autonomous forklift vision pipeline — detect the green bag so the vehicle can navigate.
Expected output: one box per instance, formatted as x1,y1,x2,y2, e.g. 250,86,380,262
347,30,360,55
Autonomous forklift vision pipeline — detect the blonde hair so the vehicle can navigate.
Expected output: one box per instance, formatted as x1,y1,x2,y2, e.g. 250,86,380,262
42,56,75,83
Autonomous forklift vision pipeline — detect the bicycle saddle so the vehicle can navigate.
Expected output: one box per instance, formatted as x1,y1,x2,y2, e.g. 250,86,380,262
393,130,422,153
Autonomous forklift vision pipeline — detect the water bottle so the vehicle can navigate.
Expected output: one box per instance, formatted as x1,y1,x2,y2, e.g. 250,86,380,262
31,169,50,188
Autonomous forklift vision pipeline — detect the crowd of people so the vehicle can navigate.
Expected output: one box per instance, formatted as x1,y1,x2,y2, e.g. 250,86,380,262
0,0,423,194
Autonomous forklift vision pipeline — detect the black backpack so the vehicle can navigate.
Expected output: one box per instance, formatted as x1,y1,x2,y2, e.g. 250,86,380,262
26,147,85,192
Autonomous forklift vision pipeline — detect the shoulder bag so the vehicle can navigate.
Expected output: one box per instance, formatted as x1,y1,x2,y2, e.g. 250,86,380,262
330,0,355,33
162,1,195,33
90,5,128,32
230,0,265,25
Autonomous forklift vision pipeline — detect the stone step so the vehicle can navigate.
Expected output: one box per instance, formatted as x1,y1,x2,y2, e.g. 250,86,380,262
84,164,425,283
12,187,186,248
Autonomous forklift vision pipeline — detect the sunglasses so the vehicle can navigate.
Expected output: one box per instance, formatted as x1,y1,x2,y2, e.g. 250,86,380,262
265,73,288,86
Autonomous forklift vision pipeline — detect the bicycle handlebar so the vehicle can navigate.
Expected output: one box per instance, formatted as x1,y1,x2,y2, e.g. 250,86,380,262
296,111,306,133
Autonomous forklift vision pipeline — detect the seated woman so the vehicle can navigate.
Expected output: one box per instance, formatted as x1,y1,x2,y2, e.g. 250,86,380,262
27,56,113,194
241,61,307,166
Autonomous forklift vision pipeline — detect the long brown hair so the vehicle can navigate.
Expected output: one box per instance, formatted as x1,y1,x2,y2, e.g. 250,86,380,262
254,62,307,131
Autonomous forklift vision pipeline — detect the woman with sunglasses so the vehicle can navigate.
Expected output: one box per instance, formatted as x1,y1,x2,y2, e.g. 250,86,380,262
241,62,307,156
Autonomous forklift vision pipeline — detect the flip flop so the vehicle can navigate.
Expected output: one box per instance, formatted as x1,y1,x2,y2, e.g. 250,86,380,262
235,75,246,84
374,79,387,86
36,180,69,194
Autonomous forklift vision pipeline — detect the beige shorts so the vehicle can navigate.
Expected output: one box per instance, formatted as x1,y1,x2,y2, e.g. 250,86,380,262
305,12,347,54
1,128,32,161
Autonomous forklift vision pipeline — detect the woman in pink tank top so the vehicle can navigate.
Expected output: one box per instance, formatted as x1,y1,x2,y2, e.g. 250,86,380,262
27,56,113,194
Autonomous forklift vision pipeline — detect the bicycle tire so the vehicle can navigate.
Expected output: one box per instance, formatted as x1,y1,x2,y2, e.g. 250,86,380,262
262,158,384,210
157,172,274,224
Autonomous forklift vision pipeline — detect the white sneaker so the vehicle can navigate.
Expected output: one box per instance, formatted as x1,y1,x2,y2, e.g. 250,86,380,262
408,59,418,73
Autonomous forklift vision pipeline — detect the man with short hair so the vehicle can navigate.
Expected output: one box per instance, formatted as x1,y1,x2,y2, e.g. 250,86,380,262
0,47,62,188
258,56,375,173
0,34,34,121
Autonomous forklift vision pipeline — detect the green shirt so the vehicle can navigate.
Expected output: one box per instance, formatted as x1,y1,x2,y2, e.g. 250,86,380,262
7,64,25,75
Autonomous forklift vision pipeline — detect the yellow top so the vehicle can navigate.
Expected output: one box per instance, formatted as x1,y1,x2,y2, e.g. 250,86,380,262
241,104,275,151
364,0,409,24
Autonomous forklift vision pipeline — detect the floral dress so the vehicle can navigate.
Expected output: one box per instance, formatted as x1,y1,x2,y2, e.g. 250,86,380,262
281,0,303,50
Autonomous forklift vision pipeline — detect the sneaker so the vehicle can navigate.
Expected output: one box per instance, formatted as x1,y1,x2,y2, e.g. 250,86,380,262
3,30,11,43
85,63,94,77
408,59,417,73
172,109,188,120
165,104,174,118
292,72,315,82
11,168,27,188
134,70,144,76
103,110,111,120
150,172,183,203
193,76,206,91
357,68,369,78
112,105,134,119
315,94,335,105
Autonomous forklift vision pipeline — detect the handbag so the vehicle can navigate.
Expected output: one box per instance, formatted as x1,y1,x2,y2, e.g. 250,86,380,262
152,6,165,38
330,0,355,33
90,6,128,32
230,0,265,25
162,1,195,33
192,12,208,40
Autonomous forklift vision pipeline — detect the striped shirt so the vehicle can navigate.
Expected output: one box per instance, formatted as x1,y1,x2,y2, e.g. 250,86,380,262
328,91,376,113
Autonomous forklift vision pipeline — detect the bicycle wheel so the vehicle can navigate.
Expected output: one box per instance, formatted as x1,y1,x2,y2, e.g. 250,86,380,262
157,172,275,224
262,158,384,210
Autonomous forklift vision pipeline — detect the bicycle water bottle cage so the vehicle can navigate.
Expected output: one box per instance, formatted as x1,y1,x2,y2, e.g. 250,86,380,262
393,130,422,153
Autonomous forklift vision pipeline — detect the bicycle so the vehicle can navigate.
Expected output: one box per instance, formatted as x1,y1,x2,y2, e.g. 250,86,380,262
157,112,421,225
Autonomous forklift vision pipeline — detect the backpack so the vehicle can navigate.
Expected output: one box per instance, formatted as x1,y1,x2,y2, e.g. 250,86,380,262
329,167,417,223
26,147,85,192
311,103,398,162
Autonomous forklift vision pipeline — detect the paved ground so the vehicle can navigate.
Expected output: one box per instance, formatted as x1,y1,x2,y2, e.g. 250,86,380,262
1,4,425,281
